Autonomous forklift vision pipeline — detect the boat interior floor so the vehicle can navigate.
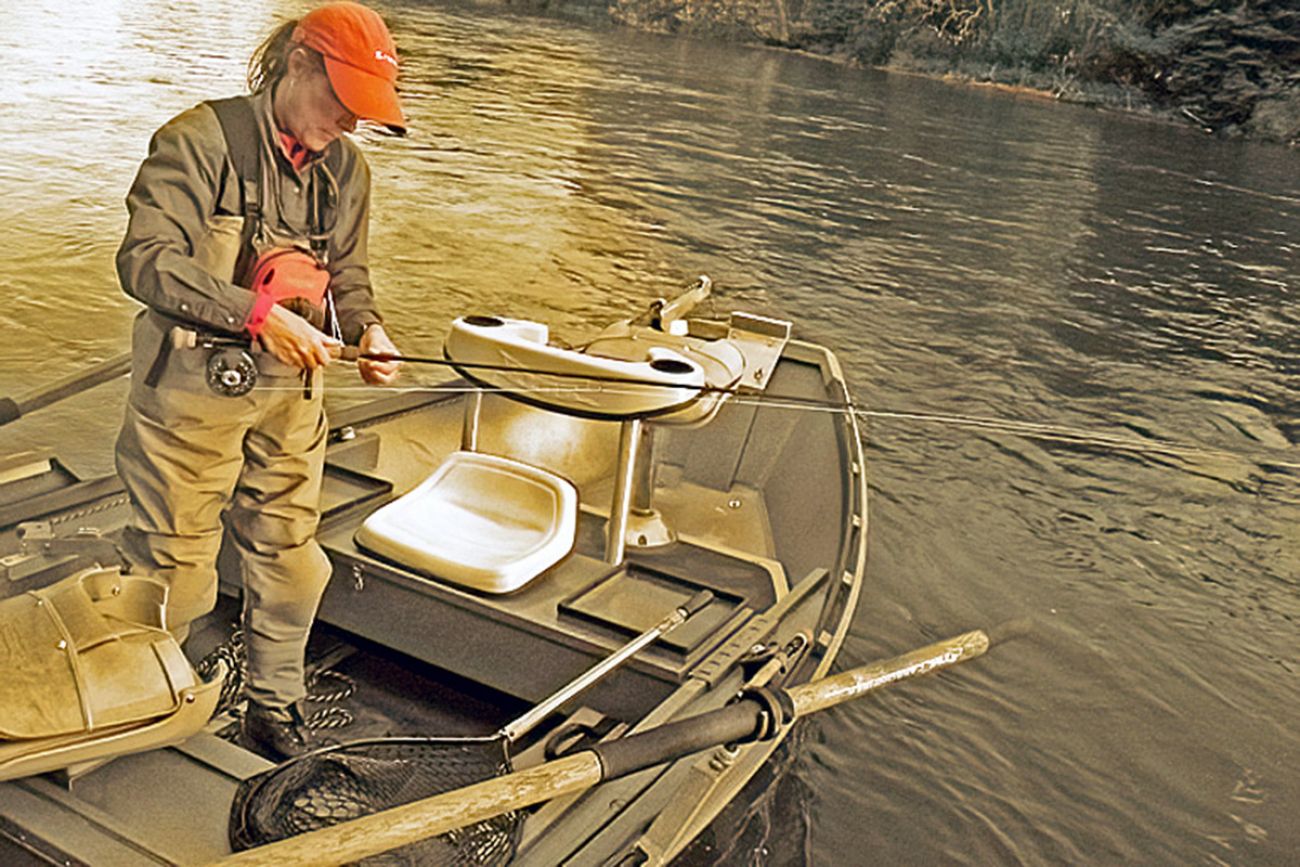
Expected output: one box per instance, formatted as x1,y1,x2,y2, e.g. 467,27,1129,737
0,594,578,866
188,595,536,745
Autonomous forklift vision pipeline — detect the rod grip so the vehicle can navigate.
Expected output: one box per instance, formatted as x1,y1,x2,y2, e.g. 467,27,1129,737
680,590,714,618
339,347,400,363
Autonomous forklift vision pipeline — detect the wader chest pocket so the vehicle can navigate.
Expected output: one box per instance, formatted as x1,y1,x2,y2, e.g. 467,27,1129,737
194,214,245,284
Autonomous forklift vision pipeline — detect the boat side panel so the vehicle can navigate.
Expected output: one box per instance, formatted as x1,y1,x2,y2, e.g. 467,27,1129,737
733,355,850,590
313,542,683,720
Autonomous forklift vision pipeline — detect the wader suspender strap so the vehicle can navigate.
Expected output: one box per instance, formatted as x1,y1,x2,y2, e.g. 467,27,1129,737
207,94,343,272
207,96,264,240
146,96,343,391
211,96,342,399
144,97,262,389
207,95,341,280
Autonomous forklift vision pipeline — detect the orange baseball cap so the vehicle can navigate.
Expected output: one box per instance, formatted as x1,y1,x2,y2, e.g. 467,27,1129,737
293,2,406,133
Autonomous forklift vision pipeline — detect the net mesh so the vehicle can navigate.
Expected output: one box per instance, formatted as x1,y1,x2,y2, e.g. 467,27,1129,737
229,737,521,866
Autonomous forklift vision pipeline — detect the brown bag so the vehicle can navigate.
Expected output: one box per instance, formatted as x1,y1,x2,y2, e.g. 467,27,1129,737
0,566,196,740
0,566,223,782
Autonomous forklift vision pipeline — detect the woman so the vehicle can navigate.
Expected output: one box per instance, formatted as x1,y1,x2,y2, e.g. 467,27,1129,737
114,2,404,760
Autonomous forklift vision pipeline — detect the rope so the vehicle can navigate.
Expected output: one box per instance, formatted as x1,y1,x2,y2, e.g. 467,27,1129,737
303,705,355,730
195,628,358,731
306,668,357,704
302,668,357,729
195,627,247,715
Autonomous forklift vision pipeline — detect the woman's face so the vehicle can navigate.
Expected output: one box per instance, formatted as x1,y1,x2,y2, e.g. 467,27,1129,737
277,47,358,152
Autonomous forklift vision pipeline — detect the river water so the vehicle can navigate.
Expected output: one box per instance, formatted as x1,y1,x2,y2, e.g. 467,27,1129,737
1,1,1297,864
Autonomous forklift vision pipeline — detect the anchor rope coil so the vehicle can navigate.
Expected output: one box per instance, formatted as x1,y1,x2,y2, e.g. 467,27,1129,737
196,628,358,730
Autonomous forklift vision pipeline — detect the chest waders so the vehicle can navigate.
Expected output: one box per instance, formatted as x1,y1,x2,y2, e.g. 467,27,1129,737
114,94,341,722
144,96,342,399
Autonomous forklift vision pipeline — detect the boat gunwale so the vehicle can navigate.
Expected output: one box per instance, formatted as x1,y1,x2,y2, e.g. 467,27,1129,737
512,336,868,865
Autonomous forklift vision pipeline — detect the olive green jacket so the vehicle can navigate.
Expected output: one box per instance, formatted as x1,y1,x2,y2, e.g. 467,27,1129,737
117,89,382,344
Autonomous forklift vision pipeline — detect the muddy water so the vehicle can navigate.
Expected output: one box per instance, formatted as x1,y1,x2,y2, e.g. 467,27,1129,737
1,1,1296,863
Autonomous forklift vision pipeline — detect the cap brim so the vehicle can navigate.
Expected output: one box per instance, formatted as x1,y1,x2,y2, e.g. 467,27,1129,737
323,56,406,134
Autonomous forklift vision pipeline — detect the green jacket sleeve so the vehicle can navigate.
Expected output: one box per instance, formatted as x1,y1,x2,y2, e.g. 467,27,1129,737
328,141,383,345
116,104,259,332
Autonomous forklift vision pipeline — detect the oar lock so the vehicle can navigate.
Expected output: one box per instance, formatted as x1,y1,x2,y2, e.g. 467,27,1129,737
738,632,810,684
735,684,796,741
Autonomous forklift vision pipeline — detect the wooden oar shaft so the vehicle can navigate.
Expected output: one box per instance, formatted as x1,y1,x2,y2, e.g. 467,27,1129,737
789,628,989,716
211,629,989,867
0,351,132,427
216,752,603,867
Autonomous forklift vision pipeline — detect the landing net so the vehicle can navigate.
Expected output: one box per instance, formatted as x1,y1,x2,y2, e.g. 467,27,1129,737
228,736,521,866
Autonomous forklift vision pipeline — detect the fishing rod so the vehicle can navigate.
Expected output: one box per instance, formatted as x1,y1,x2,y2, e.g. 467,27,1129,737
318,348,1300,470
9,331,1292,472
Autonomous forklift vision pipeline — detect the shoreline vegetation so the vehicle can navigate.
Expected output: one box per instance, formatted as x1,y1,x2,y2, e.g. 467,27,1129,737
509,0,1299,146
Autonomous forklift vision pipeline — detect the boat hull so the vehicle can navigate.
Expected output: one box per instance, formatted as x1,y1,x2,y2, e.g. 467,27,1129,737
0,332,866,865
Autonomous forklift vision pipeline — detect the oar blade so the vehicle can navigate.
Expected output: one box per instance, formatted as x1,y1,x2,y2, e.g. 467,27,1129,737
789,629,989,717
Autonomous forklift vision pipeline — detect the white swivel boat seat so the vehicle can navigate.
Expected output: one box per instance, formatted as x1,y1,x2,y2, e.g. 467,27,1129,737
355,450,578,594
444,315,707,419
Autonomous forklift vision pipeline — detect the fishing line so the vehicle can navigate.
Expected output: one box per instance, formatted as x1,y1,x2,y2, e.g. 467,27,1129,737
853,408,1299,468
257,368,1300,470
338,352,1297,466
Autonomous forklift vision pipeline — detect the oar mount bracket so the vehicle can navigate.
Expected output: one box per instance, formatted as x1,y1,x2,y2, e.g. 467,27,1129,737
733,685,795,741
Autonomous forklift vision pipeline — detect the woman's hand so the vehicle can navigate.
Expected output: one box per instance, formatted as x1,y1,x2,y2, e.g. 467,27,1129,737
358,323,402,386
259,304,341,370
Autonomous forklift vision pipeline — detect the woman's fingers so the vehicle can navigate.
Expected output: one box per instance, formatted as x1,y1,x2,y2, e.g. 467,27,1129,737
358,359,400,385
260,305,341,370
357,324,402,386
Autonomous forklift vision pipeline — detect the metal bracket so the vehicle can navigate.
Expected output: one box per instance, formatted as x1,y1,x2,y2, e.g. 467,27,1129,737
1,522,126,583
727,312,791,392
734,685,795,741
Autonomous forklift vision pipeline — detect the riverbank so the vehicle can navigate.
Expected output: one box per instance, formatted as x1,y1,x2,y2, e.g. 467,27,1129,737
507,0,1299,146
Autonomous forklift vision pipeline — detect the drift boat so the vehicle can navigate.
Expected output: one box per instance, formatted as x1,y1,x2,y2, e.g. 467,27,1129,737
0,280,870,865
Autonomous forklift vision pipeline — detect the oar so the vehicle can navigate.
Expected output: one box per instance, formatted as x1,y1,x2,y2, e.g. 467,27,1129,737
213,628,989,867
0,351,132,428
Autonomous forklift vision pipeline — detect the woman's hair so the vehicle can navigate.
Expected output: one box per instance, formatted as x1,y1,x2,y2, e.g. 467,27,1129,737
247,20,299,92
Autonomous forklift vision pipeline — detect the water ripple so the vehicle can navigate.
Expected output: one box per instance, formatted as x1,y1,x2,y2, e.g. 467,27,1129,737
1,0,1298,862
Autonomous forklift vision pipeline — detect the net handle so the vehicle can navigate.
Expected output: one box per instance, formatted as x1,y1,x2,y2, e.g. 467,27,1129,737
498,590,713,744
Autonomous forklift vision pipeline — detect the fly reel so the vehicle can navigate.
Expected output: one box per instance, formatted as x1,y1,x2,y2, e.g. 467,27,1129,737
206,348,258,397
